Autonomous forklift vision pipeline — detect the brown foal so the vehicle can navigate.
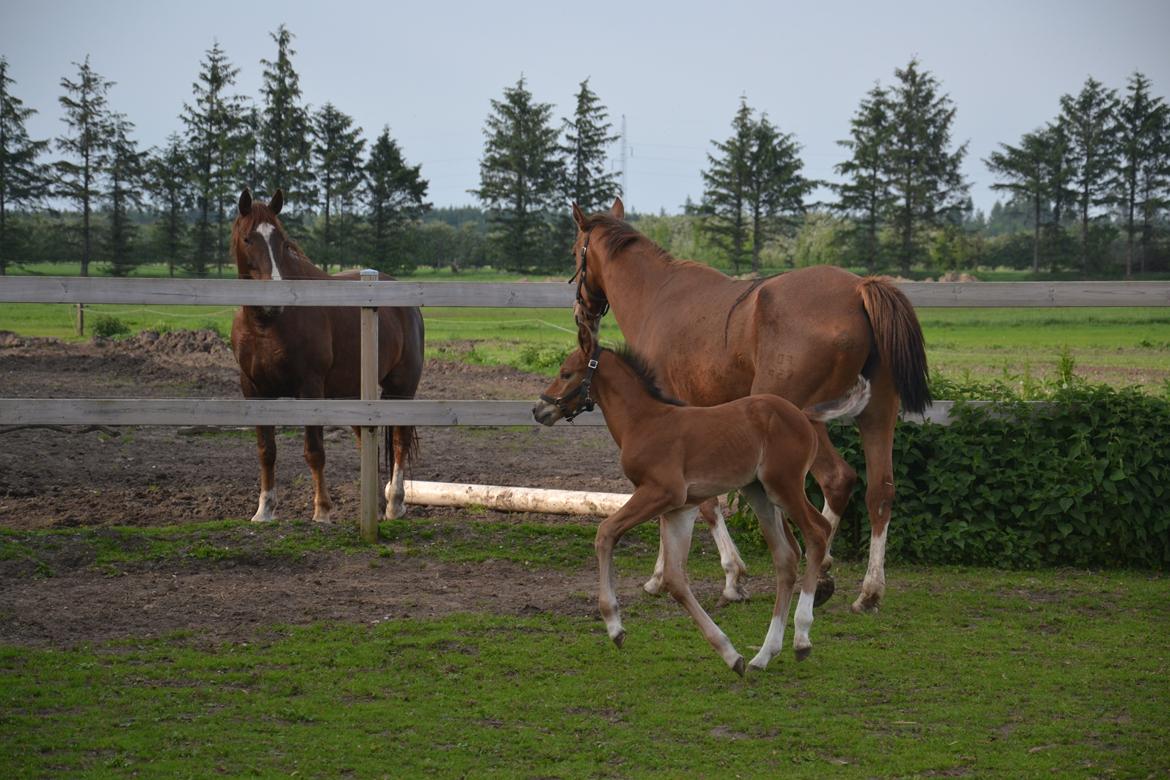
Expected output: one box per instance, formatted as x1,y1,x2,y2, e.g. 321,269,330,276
533,329,870,675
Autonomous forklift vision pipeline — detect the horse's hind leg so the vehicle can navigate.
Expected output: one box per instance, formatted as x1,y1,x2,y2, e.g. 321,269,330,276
251,425,279,522
809,424,857,606
304,425,333,522
659,506,745,676
384,426,416,519
644,497,747,603
740,483,799,671
852,376,899,614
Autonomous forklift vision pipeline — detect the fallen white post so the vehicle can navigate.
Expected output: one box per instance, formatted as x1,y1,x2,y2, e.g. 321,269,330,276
403,480,630,516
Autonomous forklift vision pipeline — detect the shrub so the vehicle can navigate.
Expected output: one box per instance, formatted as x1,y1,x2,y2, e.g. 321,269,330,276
91,315,130,339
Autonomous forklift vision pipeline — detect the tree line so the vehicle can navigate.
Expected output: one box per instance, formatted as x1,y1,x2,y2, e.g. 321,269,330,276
2,41,1168,278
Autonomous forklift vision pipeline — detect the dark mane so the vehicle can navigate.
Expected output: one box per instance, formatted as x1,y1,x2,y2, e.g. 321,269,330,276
582,213,673,262
609,344,686,406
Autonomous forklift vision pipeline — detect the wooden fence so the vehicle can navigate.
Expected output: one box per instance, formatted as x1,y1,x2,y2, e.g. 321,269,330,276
3,276,1169,539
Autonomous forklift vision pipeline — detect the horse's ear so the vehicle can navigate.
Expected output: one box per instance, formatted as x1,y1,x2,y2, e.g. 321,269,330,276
238,188,252,216
571,203,586,230
610,196,624,220
270,188,284,215
577,322,596,355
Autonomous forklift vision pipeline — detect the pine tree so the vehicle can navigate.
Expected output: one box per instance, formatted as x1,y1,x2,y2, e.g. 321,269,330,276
1136,101,1170,272
0,56,50,275
147,133,190,277
56,56,114,277
700,99,754,272
701,99,811,273
985,129,1052,274
561,78,620,213
258,25,313,216
834,83,895,272
182,41,249,276
1111,72,1167,277
473,76,564,273
105,113,147,276
884,58,969,273
1059,76,1119,274
365,126,430,274
311,103,365,269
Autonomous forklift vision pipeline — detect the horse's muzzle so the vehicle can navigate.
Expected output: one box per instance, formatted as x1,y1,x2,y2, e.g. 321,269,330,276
531,401,559,427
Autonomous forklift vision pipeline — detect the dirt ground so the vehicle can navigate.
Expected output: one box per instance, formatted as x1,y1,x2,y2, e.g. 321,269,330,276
0,331,659,647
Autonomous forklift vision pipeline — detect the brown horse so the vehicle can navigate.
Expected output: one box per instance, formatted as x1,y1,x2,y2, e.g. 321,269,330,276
231,188,424,523
533,327,871,674
569,199,930,614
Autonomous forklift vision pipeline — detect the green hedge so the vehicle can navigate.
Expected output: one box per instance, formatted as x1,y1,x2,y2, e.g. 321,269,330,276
729,384,1170,570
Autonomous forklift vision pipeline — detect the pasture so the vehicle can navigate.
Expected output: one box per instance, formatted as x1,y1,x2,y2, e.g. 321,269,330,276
1,270,1168,777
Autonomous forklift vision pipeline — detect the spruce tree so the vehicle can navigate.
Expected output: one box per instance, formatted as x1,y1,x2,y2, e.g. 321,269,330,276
1111,72,1167,277
834,83,895,272
0,56,50,275
311,103,365,269
884,58,969,273
985,129,1052,274
1136,100,1170,272
365,126,430,274
182,41,249,276
700,99,754,272
473,76,564,273
560,78,620,213
147,133,190,277
56,56,114,277
105,113,147,276
1059,76,1119,274
747,113,812,273
259,25,313,216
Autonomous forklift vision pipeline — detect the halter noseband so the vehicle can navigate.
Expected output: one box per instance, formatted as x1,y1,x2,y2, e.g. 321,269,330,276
539,344,602,422
568,230,610,321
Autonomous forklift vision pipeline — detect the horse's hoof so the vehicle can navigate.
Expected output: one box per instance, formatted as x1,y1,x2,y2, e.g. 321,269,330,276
748,658,768,673
612,629,626,649
851,594,880,614
794,646,812,662
731,656,746,677
385,502,406,520
642,579,663,596
813,574,836,607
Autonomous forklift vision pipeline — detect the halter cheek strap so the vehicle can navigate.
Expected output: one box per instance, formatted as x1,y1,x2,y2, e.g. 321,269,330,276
568,231,610,320
539,344,602,423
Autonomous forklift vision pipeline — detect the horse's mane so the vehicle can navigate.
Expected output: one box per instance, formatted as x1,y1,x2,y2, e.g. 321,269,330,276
608,344,686,407
581,214,673,263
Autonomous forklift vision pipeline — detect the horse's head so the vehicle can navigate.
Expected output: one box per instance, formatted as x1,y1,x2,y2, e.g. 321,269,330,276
570,197,624,339
532,325,601,426
233,188,290,282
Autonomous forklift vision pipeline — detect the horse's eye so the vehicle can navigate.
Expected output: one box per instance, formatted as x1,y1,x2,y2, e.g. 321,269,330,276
243,237,252,245
560,372,571,380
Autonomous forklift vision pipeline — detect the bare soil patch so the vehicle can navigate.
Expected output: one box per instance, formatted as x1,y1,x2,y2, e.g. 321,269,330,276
0,332,639,647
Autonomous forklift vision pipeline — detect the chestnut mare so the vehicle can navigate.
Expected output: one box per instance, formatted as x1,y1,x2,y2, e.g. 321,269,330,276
533,328,871,674
231,188,424,523
569,199,930,614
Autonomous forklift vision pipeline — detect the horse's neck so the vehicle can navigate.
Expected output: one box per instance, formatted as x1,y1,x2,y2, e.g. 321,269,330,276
283,246,331,280
599,246,730,344
592,356,668,448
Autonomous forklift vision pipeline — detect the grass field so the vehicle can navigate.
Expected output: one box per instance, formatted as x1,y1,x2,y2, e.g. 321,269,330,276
1,519,1167,778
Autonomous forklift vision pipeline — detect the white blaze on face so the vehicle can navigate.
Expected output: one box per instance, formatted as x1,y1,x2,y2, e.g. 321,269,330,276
256,223,282,280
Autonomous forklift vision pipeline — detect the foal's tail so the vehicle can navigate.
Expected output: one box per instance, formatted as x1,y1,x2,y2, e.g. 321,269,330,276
858,277,932,414
804,376,872,423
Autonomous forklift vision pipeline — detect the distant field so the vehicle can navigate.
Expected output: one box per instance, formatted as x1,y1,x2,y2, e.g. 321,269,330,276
2,263,1167,390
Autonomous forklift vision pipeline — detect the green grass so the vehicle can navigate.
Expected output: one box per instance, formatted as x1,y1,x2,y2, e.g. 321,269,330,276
1,518,1167,778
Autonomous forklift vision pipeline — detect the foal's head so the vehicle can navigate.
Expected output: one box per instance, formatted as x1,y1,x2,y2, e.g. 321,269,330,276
233,188,290,281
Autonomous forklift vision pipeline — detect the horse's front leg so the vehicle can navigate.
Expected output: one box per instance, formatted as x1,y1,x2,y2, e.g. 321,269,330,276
645,497,747,603
596,488,675,647
304,425,332,522
659,506,745,676
251,425,279,522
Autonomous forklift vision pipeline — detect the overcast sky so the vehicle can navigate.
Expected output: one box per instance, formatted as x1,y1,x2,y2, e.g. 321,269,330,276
3,0,1169,216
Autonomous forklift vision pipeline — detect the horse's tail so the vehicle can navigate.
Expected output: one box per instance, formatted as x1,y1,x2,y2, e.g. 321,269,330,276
858,277,931,414
385,425,419,475
805,376,871,423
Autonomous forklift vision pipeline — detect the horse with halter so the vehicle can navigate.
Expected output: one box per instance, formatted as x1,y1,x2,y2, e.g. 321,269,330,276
568,199,930,614
230,188,425,523
533,325,871,674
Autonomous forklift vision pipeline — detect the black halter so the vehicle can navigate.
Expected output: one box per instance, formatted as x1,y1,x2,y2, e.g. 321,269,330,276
539,344,602,422
568,230,610,321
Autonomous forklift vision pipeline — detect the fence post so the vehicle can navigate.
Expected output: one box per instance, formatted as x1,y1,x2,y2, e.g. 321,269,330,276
359,269,380,543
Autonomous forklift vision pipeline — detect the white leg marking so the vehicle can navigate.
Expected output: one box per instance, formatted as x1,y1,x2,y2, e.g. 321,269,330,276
384,462,406,519
822,500,842,566
749,615,788,671
251,489,278,523
794,590,815,651
708,504,748,601
853,526,888,613
643,528,666,595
